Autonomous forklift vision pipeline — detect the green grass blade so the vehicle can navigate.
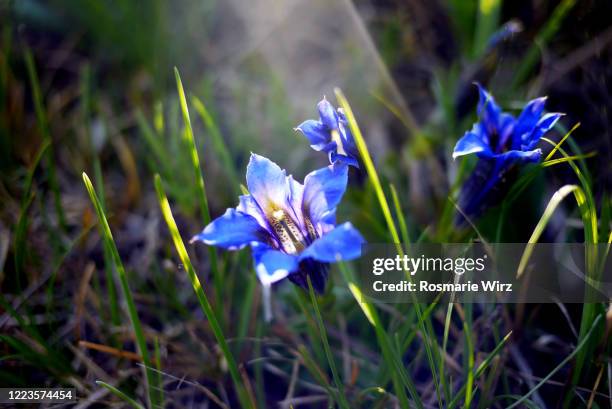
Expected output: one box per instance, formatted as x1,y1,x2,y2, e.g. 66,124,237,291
136,109,172,171
335,89,443,407
541,138,597,244
473,0,501,57
153,337,164,406
507,314,603,409
24,48,66,231
14,141,49,281
463,321,475,408
96,381,145,409
293,287,326,364
389,183,411,249
153,174,254,409
296,344,335,398
439,301,454,404
82,172,160,408
191,95,241,193
513,0,577,86
338,262,421,409
542,152,596,168
334,88,401,247
448,331,512,409
494,395,542,409
236,271,257,353
81,65,120,327
544,122,580,161
174,68,223,311
306,276,350,409
517,185,583,278
94,167,121,328
540,138,603,389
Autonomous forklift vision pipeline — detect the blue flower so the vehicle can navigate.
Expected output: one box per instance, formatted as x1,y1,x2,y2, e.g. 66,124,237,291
453,84,563,221
295,98,360,168
453,84,562,164
191,153,365,293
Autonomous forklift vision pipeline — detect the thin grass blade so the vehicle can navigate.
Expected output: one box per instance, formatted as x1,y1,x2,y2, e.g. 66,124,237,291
174,68,223,308
96,381,145,409
306,276,350,409
153,174,254,409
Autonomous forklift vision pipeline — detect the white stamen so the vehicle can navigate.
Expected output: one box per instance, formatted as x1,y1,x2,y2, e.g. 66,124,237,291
331,130,347,156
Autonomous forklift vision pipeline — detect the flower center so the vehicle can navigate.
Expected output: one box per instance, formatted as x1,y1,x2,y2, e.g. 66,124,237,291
270,209,306,254
304,216,318,242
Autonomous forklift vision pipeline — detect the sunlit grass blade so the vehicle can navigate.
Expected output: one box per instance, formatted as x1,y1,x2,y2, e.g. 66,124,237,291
334,88,400,246
96,381,145,409
153,174,254,409
531,139,604,396
82,172,161,408
517,185,584,278
24,48,66,231
542,151,596,168
191,95,241,193
544,122,580,161
306,276,350,409
335,88,442,407
174,67,223,308
546,140,597,241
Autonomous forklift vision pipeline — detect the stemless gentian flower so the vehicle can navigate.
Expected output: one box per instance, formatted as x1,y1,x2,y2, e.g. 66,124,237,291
295,98,360,167
452,84,563,222
191,154,365,294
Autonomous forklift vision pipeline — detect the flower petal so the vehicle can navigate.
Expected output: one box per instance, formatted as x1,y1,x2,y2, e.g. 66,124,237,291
317,209,336,235
475,83,503,134
191,209,268,250
339,124,359,157
495,148,542,166
317,98,339,130
496,113,516,150
299,222,365,263
287,174,307,233
329,151,360,167
453,130,492,159
523,112,563,150
295,120,330,150
302,163,349,225
514,96,547,141
237,195,272,236
251,243,298,285
246,153,289,212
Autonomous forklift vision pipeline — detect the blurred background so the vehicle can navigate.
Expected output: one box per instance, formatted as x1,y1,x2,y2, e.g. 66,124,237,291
1,0,611,407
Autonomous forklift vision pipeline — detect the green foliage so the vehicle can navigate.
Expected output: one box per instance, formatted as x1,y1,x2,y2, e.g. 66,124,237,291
82,173,163,408
3,1,610,407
